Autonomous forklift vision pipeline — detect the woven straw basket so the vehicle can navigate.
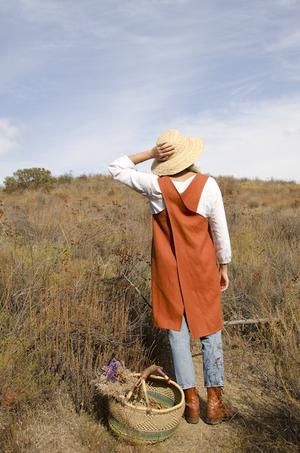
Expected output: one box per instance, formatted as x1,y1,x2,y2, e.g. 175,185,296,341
107,366,185,445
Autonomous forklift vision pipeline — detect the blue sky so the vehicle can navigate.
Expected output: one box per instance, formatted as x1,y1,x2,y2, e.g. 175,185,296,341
1,0,300,183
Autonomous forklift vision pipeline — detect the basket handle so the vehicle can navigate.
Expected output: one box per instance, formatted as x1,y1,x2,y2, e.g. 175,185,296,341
140,365,171,383
125,376,151,409
125,365,170,408
125,376,152,411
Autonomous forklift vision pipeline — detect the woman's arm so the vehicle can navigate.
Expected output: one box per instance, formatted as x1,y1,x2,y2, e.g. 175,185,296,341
208,179,232,265
207,179,232,292
107,143,175,197
128,142,174,165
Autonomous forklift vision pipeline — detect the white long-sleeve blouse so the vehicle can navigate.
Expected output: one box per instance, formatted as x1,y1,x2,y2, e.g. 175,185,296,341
107,155,232,265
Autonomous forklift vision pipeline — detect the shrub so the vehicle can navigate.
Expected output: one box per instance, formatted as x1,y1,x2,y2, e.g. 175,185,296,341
55,172,73,185
3,168,55,193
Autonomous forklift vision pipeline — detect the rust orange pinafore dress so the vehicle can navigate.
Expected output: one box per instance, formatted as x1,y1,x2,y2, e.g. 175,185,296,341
151,173,223,338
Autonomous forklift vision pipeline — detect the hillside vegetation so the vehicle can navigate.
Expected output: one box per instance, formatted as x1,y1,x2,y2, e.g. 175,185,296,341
0,173,299,452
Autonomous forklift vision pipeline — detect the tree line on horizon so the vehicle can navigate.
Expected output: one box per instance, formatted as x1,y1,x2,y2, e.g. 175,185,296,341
1,167,297,193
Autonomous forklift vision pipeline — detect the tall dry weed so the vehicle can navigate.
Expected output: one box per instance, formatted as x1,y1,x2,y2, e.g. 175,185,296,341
0,176,152,415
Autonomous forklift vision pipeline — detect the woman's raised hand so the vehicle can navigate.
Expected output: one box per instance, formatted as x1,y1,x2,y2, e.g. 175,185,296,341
151,142,175,161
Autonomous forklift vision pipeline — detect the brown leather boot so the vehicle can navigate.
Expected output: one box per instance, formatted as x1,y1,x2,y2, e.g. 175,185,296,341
184,388,200,424
206,387,236,425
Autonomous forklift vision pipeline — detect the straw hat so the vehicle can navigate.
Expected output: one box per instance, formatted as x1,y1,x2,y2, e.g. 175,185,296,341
151,129,204,176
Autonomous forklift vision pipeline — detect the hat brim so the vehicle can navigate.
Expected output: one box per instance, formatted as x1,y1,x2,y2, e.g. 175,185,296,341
151,137,204,176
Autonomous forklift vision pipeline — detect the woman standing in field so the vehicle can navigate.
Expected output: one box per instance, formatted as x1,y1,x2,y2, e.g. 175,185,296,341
107,129,235,425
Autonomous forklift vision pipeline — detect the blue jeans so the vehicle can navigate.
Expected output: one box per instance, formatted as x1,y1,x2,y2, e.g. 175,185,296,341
168,315,224,389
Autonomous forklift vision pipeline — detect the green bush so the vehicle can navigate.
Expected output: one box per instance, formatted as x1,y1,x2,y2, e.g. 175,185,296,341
3,168,55,193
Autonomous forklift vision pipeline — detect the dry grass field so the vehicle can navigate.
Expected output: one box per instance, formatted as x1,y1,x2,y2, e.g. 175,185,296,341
0,173,299,452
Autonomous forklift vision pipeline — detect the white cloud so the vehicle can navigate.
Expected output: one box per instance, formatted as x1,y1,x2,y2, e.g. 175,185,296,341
34,94,300,183
171,96,300,181
0,119,19,155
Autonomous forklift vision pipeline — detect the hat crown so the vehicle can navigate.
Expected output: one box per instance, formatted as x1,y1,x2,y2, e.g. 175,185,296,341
156,129,182,146
152,128,203,176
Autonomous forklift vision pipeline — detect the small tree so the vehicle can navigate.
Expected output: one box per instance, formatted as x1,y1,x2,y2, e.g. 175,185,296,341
3,168,55,193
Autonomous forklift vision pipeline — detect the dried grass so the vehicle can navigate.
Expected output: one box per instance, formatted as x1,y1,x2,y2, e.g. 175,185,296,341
0,174,299,451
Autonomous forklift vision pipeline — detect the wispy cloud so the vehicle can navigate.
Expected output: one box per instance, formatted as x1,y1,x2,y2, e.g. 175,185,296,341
0,119,20,155
0,0,299,182
266,30,300,52
276,0,298,7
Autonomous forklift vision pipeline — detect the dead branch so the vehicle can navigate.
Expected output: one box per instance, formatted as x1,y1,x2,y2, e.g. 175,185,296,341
224,318,279,326
121,272,151,308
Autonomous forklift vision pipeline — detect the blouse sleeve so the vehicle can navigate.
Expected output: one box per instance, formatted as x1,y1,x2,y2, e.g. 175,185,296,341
107,155,161,198
207,178,232,265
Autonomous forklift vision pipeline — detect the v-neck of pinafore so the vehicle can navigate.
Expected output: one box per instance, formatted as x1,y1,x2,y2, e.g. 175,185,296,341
163,173,208,214
169,174,197,196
